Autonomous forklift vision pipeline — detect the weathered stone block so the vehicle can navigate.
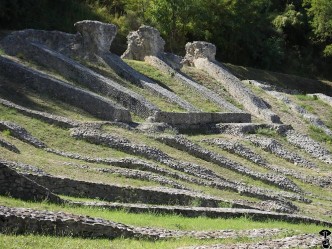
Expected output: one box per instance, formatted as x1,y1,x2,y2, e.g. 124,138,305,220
121,25,165,60
74,20,117,54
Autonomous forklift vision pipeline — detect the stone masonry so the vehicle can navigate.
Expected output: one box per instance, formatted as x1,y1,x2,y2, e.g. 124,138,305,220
183,41,281,123
0,56,132,122
0,161,62,203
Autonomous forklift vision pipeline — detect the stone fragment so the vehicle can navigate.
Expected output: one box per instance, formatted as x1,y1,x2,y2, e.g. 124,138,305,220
121,25,165,60
74,20,117,54
182,41,216,65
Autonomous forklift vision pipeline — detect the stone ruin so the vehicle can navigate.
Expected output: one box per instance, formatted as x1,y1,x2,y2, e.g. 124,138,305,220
122,25,165,60
1,20,332,247
74,20,117,55
121,25,182,69
182,41,217,65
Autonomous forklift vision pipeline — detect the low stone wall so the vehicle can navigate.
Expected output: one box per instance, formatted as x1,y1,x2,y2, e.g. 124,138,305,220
75,201,332,226
182,41,281,123
26,174,250,208
0,136,20,153
103,54,198,112
156,135,303,194
0,121,46,148
247,135,316,168
181,234,321,249
22,42,159,118
64,162,188,190
153,112,251,126
145,55,242,113
0,98,80,128
203,138,329,187
0,161,61,203
194,59,281,123
70,126,307,204
308,93,332,107
248,80,332,137
0,205,288,240
215,123,292,135
0,56,131,122
45,148,299,207
285,130,332,164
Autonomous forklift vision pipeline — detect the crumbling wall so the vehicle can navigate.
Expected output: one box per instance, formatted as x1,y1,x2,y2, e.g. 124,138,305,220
183,41,281,124
0,161,61,203
0,56,132,122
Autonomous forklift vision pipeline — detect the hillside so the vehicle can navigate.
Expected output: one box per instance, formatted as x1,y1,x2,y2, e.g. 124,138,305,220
0,21,332,249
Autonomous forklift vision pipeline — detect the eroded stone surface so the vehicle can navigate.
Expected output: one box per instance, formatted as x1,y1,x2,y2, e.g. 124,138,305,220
121,25,165,60
182,41,216,65
74,20,117,54
0,136,20,153
0,161,61,203
183,41,281,123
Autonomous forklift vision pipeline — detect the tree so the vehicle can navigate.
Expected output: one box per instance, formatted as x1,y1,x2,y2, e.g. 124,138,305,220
305,0,332,56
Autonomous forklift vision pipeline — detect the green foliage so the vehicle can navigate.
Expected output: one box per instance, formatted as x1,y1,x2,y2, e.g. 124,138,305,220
1,0,332,78
304,0,332,57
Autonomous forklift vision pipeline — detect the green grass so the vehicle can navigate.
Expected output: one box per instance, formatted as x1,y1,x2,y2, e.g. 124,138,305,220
0,196,325,233
125,60,223,112
181,66,244,110
84,62,185,113
309,125,332,145
254,128,278,137
0,233,304,249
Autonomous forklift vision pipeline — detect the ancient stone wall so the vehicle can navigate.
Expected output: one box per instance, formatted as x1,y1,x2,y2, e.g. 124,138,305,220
153,112,251,126
0,161,61,203
0,205,291,240
145,55,243,113
0,56,131,122
26,174,246,208
183,42,281,123
0,98,80,128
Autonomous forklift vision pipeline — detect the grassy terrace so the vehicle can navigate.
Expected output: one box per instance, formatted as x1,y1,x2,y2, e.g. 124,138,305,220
0,196,325,249
85,62,185,113
125,60,223,112
181,66,244,110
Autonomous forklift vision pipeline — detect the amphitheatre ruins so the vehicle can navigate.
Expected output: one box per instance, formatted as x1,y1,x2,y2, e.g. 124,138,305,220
1,20,332,248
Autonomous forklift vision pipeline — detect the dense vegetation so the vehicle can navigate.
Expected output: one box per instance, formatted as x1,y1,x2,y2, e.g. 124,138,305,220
1,0,332,79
